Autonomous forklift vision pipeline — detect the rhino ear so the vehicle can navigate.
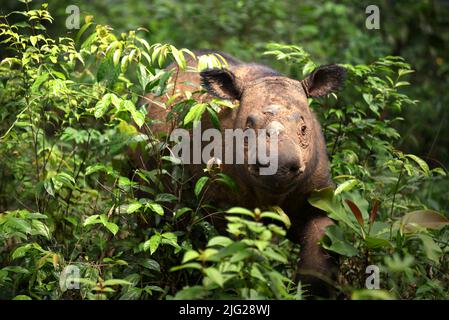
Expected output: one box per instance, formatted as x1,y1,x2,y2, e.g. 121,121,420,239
301,64,346,98
200,68,241,100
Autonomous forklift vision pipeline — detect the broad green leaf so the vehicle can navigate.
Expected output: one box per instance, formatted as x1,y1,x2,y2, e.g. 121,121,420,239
204,267,224,287
12,244,34,260
161,232,180,250
308,187,360,234
321,224,358,257
216,173,238,192
94,94,112,118
83,215,100,226
121,100,145,127
146,202,164,216
352,289,395,300
175,207,192,219
418,234,442,263
334,179,359,195
30,220,50,239
207,106,221,130
194,176,209,198
6,217,32,234
261,208,291,229
170,263,202,272
183,103,206,125
103,279,131,286
104,222,119,236
144,234,161,254
126,202,142,214
207,236,233,247
263,247,288,263
182,250,200,263
365,236,391,249
226,207,255,218
12,295,32,300
155,193,178,203
405,154,430,175
31,73,49,93
250,264,266,282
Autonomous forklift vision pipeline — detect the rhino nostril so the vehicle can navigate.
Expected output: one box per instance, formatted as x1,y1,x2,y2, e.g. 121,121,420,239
289,164,300,174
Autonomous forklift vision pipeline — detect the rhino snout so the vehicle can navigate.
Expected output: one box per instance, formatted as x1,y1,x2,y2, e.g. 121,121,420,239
254,142,304,177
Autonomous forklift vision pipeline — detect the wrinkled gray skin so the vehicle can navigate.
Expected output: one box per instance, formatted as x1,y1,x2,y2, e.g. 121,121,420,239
140,50,346,297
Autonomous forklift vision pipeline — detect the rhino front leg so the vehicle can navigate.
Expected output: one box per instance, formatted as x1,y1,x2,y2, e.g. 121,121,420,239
294,212,339,298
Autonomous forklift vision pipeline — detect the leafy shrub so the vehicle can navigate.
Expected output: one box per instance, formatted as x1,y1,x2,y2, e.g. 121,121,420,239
0,3,448,300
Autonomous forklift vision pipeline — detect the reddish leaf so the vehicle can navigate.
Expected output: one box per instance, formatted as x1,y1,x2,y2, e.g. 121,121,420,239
369,200,380,226
345,199,364,227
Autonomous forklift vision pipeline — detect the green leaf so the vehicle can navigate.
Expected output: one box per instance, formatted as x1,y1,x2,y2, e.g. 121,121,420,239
83,215,100,226
170,46,186,69
334,179,359,195
194,176,209,198
250,264,266,282
31,220,50,239
216,173,238,192
405,154,430,175
207,236,233,247
155,193,178,203
6,217,31,234
31,73,49,93
170,263,202,272
321,224,358,257
11,244,33,260
172,285,209,299
175,207,192,219
29,35,38,46
140,259,161,272
104,222,119,236
85,164,118,177
120,287,142,300
207,106,221,130
146,202,164,216
126,202,142,214
121,100,145,127
2,266,29,274
94,94,112,118
263,247,288,263
418,234,442,263
12,295,32,300
161,232,180,250
103,279,132,286
182,250,200,263
75,22,93,45
352,289,395,300
204,267,224,287
212,242,247,260
183,103,207,125
308,187,360,235
262,206,291,229
226,207,255,218
97,52,120,86
144,234,161,254
365,236,391,249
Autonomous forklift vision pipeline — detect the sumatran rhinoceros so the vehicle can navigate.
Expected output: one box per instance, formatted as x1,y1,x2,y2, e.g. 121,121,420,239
138,50,346,297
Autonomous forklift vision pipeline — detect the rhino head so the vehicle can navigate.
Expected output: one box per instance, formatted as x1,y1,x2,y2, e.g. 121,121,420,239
200,63,346,194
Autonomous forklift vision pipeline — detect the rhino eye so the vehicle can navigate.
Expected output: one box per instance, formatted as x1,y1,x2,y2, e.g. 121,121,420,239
300,125,307,135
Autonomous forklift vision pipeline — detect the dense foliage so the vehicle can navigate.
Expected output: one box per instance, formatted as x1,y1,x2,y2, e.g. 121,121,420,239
0,1,448,300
